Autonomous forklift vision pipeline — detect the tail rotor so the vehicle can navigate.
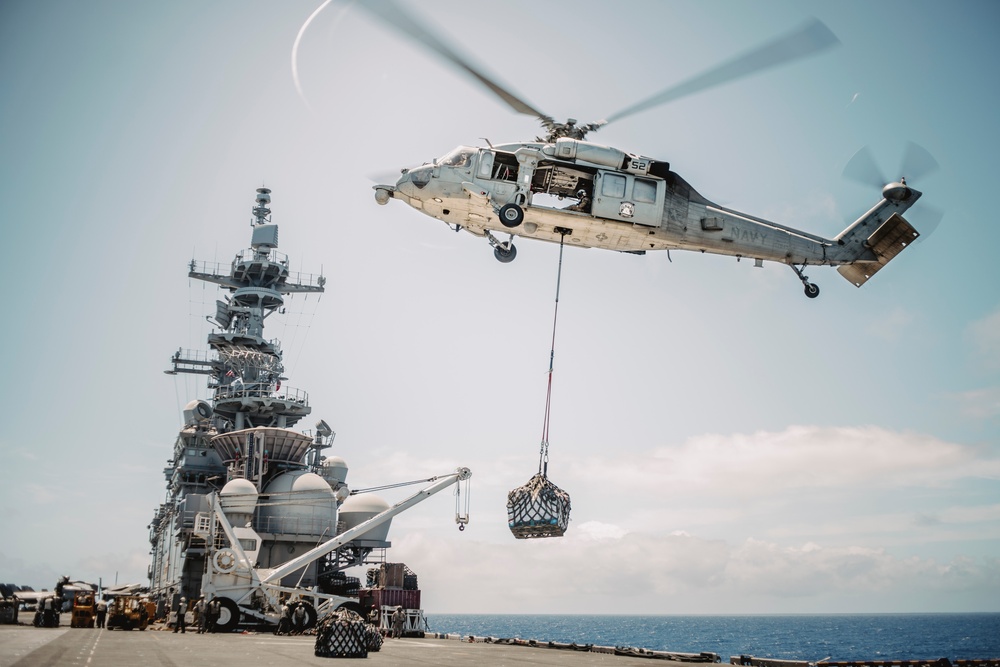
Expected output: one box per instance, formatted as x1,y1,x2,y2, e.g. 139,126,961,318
842,141,943,242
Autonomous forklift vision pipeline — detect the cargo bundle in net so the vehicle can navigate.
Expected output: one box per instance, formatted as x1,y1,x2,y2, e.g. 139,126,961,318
314,608,376,659
507,472,571,539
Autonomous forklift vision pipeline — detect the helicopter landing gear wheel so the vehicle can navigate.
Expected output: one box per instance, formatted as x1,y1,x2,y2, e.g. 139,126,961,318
499,203,524,228
494,242,517,263
789,263,819,299
485,229,517,263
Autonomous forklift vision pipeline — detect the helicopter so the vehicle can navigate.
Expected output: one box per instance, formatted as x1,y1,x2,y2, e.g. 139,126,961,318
363,1,936,298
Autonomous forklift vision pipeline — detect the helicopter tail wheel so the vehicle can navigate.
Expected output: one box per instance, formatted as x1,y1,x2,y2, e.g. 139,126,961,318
789,264,819,298
499,203,524,228
494,242,517,263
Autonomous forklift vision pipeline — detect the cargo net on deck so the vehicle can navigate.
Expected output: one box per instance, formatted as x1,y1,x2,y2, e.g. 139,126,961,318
314,608,379,659
507,473,571,539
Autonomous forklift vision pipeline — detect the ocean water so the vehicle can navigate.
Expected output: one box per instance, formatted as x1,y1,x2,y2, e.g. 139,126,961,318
426,614,1000,661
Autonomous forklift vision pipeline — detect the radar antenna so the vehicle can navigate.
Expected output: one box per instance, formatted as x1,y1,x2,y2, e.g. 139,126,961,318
252,187,272,226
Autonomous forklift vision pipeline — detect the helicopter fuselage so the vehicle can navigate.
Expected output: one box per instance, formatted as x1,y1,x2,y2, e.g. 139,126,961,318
374,138,921,295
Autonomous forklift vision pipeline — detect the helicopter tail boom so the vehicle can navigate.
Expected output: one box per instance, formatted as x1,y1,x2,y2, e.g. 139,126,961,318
836,212,919,287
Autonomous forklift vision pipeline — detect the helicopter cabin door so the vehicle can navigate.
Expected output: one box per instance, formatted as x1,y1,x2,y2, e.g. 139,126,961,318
591,171,663,226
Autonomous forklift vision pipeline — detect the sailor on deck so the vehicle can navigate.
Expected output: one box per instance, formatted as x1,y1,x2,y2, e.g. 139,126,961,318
173,596,187,633
391,606,405,638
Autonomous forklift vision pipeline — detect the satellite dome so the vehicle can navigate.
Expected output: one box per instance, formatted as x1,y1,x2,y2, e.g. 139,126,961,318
265,470,331,495
338,493,391,542
258,471,337,538
220,478,258,517
319,456,349,486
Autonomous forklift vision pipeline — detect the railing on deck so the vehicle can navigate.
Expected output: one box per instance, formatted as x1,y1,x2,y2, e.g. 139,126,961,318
190,252,325,292
253,514,337,539
213,384,308,406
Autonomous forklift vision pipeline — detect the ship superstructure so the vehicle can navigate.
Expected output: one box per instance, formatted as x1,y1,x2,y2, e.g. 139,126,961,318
148,188,470,631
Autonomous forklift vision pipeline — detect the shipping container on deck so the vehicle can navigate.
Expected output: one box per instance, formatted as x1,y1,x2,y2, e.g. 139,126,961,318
358,588,421,611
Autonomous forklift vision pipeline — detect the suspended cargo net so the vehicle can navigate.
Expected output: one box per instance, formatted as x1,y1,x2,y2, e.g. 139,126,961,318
314,608,369,659
507,472,571,539
507,232,572,539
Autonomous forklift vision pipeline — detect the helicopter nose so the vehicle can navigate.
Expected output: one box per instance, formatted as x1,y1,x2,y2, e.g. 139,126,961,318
395,172,415,199
399,165,432,195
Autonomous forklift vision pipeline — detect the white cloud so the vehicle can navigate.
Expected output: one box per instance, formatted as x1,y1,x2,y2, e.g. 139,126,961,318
866,306,915,342
568,425,999,503
22,483,60,505
967,308,1000,370
575,520,628,540
938,503,1000,524
395,531,1000,614
720,540,1000,600
950,386,1000,420
767,503,1000,543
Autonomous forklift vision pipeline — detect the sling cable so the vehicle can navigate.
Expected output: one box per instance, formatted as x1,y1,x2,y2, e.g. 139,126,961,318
507,229,573,539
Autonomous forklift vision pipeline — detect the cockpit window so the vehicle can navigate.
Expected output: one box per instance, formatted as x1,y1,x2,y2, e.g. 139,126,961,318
439,146,475,168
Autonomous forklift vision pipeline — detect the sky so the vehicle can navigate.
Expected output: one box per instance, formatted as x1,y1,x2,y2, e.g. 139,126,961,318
1,0,998,616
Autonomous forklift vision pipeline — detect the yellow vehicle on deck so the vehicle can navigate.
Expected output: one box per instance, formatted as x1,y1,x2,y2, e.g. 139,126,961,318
106,595,149,631
70,592,96,628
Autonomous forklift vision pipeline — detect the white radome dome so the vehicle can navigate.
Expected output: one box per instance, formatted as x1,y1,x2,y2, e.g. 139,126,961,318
338,493,391,541
258,471,337,537
319,456,349,486
219,477,258,516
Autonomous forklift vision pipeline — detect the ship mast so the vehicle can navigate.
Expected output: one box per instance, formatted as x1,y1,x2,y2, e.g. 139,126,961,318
166,188,328,488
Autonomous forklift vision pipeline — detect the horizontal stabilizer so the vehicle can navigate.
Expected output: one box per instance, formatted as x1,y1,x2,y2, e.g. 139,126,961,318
838,213,919,287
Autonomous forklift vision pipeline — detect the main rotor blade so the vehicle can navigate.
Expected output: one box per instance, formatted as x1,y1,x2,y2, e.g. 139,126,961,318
353,0,547,119
603,19,839,126
843,145,887,189
900,141,939,183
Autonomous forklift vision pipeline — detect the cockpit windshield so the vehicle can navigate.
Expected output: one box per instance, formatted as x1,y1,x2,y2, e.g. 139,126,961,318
439,146,475,168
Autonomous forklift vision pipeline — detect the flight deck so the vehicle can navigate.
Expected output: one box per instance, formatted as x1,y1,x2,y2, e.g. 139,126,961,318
0,624,692,667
